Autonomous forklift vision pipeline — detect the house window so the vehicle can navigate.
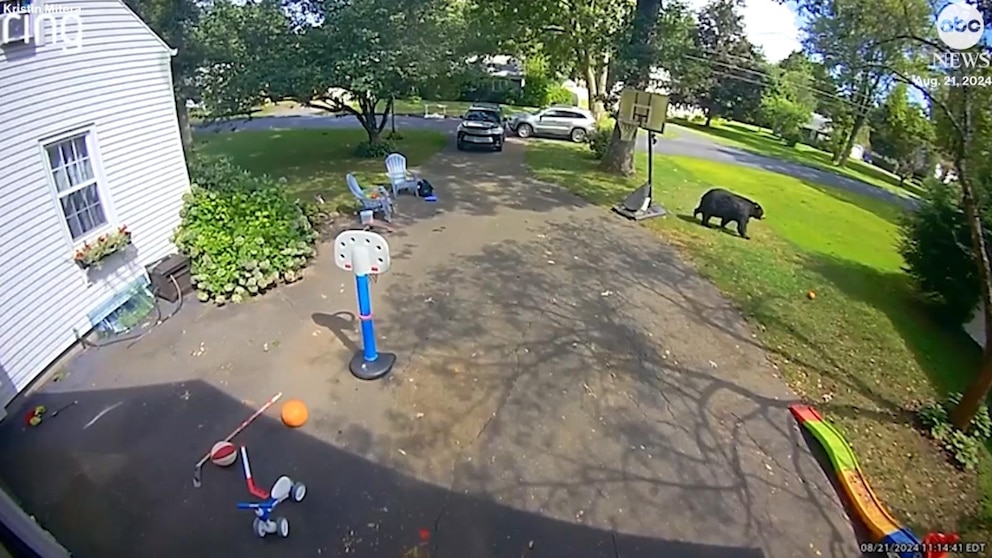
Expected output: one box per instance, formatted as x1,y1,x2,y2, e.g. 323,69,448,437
44,133,107,240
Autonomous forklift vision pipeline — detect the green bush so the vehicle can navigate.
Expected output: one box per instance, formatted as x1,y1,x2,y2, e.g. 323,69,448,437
548,85,577,106
354,139,396,158
917,393,992,471
175,153,317,305
899,180,983,325
588,122,615,160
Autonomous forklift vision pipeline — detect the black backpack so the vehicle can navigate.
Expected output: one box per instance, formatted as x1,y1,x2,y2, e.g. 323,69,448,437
417,179,435,198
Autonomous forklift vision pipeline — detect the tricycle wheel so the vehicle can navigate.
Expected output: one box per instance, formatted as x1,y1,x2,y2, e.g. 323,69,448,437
292,482,307,502
253,517,267,538
277,517,290,538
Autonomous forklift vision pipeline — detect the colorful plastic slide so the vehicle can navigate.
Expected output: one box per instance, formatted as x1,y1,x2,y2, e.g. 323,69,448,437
790,404,931,558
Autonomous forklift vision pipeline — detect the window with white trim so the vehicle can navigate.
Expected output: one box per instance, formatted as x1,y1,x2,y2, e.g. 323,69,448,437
44,133,107,241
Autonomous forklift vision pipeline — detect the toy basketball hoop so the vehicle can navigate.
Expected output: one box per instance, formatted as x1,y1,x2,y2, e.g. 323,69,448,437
333,230,396,380
613,88,670,222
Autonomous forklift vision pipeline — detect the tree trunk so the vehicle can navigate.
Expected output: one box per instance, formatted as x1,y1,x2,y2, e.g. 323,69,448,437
599,0,662,175
834,112,865,166
600,124,636,175
174,94,193,154
705,110,712,127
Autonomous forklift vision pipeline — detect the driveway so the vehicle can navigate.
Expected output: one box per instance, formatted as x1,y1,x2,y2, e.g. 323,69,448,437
0,138,861,558
197,112,915,210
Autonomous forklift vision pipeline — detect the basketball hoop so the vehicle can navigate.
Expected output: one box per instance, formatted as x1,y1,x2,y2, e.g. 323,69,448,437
618,120,639,142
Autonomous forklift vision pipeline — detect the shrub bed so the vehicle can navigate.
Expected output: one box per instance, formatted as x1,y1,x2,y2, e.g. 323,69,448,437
174,153,317,305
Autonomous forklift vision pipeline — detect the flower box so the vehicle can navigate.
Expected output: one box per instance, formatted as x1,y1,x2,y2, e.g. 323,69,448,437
74,226,132,270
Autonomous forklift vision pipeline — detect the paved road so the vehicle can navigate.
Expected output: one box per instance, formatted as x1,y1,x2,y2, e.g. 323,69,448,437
0,138,859,558
197,113,917,210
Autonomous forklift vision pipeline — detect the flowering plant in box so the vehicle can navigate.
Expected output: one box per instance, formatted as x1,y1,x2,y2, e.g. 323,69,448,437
74,225,132,269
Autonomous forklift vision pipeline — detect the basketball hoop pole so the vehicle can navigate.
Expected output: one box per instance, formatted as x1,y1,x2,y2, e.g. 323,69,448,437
612,88,667,221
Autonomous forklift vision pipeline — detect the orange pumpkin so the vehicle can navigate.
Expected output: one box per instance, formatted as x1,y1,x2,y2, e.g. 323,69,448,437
281,399,309,428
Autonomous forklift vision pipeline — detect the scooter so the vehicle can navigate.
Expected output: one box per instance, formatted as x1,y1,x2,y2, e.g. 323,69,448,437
237,446,307,538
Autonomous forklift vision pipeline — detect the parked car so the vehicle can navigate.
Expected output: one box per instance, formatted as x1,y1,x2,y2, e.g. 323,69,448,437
508,106,596,143
456,103,506,152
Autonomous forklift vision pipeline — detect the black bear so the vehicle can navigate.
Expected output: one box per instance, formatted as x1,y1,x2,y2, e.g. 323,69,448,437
693,188,764,239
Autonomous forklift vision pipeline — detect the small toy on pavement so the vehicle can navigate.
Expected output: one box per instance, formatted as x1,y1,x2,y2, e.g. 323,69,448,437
23,401,78,427
280,399,308,428
237,473,307,538
192,392,283,488
210,441,238,467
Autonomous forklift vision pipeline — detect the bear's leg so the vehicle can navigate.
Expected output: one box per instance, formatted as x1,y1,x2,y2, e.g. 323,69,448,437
737,218,750,239
701,214,712,227
719,217,731,229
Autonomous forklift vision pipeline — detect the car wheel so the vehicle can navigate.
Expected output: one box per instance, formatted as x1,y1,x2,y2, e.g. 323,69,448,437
494,143,503,152
570,128,587,143
456,141,464,151
516,124,533,138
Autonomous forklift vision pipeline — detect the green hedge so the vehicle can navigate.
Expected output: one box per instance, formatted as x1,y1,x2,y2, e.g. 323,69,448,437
174,153,317,305
899,179,985,325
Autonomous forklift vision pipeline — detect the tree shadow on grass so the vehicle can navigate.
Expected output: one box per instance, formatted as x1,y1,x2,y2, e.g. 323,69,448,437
802,252,981,397
0,380,768,558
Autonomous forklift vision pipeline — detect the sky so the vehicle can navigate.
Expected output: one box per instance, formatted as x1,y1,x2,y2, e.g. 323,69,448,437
687,0,805,63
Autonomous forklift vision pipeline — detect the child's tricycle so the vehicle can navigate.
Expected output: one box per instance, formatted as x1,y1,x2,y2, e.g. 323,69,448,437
238,476,307,538
237,447,307,539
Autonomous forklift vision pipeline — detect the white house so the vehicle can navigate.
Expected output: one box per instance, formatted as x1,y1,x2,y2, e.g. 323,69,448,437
0,0,191,408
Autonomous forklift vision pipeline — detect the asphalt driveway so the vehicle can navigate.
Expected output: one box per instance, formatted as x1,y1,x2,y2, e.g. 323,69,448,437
0,137,860,557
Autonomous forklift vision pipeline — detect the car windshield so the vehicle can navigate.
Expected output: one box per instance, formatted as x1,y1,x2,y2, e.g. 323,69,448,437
465,110,500,124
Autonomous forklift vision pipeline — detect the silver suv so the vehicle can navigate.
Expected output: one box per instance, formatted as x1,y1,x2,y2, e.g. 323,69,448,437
508,106,596,143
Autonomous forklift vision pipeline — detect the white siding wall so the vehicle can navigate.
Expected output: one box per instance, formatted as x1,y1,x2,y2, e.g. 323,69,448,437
0,0,189,405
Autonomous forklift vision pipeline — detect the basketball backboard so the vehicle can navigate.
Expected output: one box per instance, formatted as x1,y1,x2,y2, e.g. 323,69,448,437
618,88,670,134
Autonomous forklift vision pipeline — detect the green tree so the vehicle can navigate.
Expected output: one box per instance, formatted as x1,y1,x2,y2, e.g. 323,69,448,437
759,60,816,145
598,0,665,175
870,83,934,184
124,0,203,152
799,0,930,165
198,0,458,150
468,0,634,117
685,0,761,126
195,0,290,118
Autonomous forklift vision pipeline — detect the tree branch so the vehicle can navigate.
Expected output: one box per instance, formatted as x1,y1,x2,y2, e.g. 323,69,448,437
858,62,965,141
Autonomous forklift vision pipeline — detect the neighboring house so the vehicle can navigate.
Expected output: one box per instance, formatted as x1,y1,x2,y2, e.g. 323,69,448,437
0,0,191,408
465,55,525,95
800,113,832,143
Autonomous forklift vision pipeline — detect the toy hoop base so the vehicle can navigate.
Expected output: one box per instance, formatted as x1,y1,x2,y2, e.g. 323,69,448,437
349,352,396,380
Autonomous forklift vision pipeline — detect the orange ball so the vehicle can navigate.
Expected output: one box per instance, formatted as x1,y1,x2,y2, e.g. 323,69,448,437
807,290,817,300
281,399,308,428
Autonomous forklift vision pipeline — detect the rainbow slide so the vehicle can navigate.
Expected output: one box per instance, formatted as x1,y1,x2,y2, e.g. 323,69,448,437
790,404,924,558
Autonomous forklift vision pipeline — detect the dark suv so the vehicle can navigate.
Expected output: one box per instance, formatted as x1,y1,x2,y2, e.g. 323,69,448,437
456,103,506,152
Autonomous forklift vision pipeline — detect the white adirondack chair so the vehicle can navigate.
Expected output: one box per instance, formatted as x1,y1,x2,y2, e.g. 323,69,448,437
384,153,420,197
346,173,393,221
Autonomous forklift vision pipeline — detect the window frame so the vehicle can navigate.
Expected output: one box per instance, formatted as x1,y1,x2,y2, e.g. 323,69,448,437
38,126,117,250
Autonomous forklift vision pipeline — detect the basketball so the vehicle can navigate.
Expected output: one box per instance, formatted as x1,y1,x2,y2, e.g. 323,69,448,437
210,441,238,467
281,400,308,428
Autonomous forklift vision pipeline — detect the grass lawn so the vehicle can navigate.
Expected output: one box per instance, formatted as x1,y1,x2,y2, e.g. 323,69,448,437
252,99,538,118
194,128,448,212
525,139,992,543
671,118,926,201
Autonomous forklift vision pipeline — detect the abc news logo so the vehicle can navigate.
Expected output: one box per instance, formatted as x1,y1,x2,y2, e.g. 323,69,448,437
936,0,986,50
940,14,983,34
